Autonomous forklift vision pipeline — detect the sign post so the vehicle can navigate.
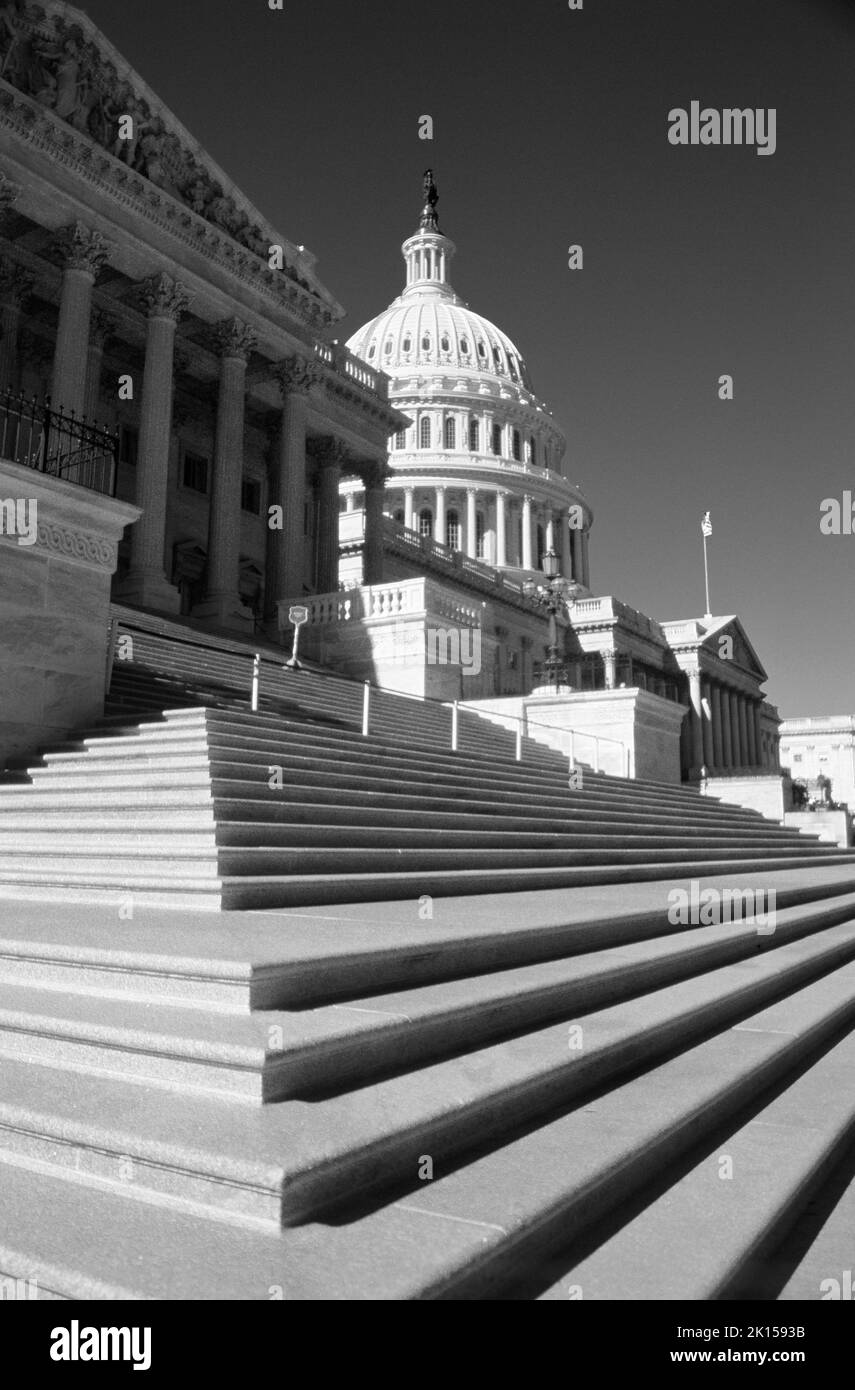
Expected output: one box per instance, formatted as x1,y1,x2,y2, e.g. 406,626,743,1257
285,605,309,670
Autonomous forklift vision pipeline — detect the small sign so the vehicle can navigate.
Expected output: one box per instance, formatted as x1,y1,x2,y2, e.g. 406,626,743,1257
288,605,309,626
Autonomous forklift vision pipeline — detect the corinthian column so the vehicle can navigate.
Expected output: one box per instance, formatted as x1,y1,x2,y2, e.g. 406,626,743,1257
314,436,346,592
115,273,190,614
50,223,110,416
560,510,572,581
194,318,257,631
84,309,116,423
266,354,317,617
0,261,33,393
521,494,533,569
466,487,478,559
362,459,387,585
495,490,507,566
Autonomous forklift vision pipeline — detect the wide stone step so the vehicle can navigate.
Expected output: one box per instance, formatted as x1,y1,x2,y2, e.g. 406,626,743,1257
0,843,843,885
0,893,850,1118
4,869,852,1010
0,961,852,1298
533,1023,855,1300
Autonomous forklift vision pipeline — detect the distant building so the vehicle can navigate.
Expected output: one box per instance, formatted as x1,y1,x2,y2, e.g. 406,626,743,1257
779,716,855,809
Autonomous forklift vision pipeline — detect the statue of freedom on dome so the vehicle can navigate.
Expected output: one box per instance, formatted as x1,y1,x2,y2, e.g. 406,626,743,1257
420,169,440,231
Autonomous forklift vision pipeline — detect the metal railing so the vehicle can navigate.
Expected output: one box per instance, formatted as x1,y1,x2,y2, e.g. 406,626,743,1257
0,388,118,497
106,616,633,780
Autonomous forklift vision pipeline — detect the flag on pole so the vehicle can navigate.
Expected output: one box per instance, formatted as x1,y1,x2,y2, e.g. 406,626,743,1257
701,511,712,537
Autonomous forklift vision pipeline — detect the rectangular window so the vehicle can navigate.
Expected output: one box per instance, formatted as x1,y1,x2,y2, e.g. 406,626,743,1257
182,451,208,494
241,478,261,514
512,429,521,461
491,424,502,455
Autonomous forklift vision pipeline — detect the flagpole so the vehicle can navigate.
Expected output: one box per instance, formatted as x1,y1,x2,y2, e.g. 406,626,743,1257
702,531,711,618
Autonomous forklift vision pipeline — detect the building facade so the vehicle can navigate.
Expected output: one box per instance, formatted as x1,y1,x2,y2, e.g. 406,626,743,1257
0,0,405,638
779,716,855,809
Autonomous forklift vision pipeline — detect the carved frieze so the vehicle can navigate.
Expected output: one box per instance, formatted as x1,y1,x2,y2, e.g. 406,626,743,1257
0,2,319,296
36,519,116,570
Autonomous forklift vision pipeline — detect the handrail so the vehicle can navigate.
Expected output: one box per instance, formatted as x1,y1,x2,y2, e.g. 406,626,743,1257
112,615,633,777
0,386,118,497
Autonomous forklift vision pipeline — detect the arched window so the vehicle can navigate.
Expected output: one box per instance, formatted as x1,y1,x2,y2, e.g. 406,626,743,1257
384,338,392,356
528,436,537,467
512,429,521,461
491,423,502,455
460,337,469,355
536,524,545,569
476,511,485,559
444,417,456,449
418,508,433,537
394,429,406,450
440,334,450,353
468,417,480,452
419,417,431,449
446,510,460,549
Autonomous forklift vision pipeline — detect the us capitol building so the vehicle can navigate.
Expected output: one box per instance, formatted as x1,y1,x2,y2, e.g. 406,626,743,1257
0,0,787,804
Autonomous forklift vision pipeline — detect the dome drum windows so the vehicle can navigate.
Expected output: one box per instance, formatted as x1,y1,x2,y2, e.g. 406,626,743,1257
394,429,406,450
491,423,502,456
444,417,456,449
446,510,461,550
418,507,433,537
468,417,480,452
512,428,521,462
419,417,431,449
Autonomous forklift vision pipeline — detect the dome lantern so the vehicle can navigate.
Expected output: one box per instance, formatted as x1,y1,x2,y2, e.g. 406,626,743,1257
402,169,456,296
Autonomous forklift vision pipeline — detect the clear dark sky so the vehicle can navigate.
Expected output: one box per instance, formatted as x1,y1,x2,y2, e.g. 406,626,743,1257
77,0,855,714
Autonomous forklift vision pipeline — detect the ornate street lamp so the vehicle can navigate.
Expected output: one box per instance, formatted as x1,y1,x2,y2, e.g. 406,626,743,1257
523,548,569,692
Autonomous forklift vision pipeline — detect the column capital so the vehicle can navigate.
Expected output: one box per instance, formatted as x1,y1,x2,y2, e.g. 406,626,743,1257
137,272,192,322
360,458,389,490
0,173,21,220
212,317,257,362
275,353,319,396
0,259,33,306
52,222,111,277
313,435,348,471
89,307,119,350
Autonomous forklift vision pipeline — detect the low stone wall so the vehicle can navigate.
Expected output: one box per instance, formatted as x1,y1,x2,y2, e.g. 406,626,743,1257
0,459,138,769
464,687,686,783
783,810,853,848
701,774,794,822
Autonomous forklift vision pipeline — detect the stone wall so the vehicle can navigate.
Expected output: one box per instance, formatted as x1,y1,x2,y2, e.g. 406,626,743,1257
464,688,687,783
0,458,138,768
701,774,794,822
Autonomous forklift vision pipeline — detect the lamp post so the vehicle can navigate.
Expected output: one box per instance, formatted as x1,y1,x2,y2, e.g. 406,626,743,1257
523,548,569,693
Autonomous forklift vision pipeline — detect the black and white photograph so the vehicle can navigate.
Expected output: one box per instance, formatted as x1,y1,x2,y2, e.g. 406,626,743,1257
0,0,854,1345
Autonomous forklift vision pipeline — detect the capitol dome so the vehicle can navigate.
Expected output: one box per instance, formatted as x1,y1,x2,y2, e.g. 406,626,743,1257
343,173,592,590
